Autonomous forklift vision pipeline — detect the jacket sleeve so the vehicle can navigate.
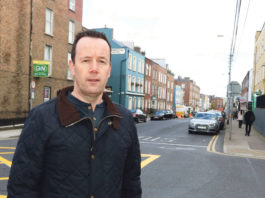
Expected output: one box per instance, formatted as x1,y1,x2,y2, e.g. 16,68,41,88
7,109,46,198
121,116,142,198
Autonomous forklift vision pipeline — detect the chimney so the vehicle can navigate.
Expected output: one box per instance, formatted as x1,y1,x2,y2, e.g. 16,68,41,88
134,46,141,53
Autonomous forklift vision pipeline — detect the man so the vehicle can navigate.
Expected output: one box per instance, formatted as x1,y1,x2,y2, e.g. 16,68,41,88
244,108,256,136
8,30,142,198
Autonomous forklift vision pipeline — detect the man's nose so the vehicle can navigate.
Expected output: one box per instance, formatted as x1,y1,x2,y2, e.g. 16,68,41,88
89,59,98,71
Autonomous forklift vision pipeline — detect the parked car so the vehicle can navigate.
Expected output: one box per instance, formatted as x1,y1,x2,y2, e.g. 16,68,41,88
164,110,174,119
208,110,225,130
188,112,219,134
150,110,166,120
131,109,147,123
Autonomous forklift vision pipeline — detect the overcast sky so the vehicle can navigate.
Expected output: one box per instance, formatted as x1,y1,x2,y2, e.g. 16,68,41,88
82,0,265,97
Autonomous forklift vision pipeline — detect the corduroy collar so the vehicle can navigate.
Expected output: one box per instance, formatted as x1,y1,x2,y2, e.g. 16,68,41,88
56,86,121,129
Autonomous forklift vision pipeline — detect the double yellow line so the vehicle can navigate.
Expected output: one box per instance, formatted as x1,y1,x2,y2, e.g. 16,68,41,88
207,135,219,153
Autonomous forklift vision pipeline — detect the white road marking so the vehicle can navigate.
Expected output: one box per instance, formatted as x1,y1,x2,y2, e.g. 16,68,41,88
159,146,196,151
140,141,207,148
150,137,161,141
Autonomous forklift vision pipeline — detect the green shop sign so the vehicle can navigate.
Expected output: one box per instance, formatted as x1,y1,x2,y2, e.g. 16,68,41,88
33,60,49,77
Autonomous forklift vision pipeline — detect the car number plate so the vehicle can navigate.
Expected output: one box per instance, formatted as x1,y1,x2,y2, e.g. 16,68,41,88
198,126,206,129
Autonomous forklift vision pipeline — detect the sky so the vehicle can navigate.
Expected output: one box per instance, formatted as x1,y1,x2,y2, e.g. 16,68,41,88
82,0,265,98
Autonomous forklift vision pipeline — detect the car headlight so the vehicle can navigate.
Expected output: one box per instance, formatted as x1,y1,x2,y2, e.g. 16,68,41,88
209,123,217,127
189,122,195,127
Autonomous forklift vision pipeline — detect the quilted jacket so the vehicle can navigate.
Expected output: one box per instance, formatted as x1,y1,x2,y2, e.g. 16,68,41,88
7,86,142,198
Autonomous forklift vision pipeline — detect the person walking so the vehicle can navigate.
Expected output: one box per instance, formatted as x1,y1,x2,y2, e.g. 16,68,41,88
7,30,142,198
244,108,256,136
237,110,244,128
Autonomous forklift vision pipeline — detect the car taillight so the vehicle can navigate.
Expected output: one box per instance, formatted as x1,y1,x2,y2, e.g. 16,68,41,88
132,113,136,117
219,117,223,121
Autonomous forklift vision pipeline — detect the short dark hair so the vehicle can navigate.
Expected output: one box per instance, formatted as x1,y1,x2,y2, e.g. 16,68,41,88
71,30,111,64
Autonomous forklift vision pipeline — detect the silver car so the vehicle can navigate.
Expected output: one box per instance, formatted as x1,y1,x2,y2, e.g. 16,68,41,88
188,112,219,134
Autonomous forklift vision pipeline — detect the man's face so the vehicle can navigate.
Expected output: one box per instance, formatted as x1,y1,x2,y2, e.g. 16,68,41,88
69,37,111,98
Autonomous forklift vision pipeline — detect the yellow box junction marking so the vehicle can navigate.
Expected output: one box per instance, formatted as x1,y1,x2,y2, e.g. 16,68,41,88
141,154,160,168
0,151,160,197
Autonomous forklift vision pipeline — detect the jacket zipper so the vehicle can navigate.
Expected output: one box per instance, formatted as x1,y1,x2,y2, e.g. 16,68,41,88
65,115,122,141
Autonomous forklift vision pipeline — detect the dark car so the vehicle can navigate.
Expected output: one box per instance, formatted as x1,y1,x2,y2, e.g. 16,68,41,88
131,109,147,123
150,110,166,120
164,110,174,119
208,110,225,130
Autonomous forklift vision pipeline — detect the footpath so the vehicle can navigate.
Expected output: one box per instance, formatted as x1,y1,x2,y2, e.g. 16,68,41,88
223,119,265,160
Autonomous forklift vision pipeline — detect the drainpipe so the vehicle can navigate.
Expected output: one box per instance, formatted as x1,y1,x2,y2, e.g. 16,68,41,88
119,49,129,105
28,0,33,111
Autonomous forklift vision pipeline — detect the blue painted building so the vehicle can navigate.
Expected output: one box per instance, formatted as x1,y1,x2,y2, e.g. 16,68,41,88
94,28,145,110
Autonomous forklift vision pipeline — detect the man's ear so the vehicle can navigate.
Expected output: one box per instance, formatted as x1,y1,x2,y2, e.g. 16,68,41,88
108,64,112,78
69,59,75,78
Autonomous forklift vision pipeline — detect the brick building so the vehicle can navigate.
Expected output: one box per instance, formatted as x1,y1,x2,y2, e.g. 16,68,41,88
166,72,174,110
144,58,153,114
0,0,83,123
211,97,224,110
175,76,200,109
150,60,167,110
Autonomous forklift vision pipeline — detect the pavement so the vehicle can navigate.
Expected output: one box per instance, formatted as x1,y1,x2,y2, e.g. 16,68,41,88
223,119,265,160
0,120,265,160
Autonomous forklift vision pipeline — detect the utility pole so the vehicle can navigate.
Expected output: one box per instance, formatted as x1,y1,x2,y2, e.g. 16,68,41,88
228,54,233,141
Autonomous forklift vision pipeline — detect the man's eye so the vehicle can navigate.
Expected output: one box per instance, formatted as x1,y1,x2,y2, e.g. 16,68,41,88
83,60,89,62
99,60,106,64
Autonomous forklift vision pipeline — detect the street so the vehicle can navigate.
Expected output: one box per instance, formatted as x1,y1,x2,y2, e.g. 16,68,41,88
1,119,265,197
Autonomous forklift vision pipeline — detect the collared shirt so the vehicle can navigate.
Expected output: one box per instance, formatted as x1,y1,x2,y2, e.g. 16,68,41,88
67,92,105,128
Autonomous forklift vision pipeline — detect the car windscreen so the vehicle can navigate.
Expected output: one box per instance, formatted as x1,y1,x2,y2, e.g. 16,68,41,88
155,111,164,115
195,113,216,120
131,110,136,113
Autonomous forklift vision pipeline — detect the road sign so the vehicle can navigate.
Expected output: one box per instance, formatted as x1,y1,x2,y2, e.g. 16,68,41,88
33,60,50,77
31,80,36,89
111,48,125,55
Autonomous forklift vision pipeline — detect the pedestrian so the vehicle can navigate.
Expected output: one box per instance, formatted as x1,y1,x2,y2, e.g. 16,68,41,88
7,30,142,198
243,108,256,136
237,110,244,128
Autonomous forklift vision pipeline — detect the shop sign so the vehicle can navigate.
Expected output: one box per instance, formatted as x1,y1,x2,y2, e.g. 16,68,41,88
33,60,49,77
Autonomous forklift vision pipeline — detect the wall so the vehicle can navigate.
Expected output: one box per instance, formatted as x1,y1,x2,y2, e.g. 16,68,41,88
0,0,30,119
253,108,265,137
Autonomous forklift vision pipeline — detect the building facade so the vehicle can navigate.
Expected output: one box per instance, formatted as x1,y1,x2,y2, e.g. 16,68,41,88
93,28,145,110
166,72,174,110
151,61,167,110
0,0,83,123
144,58,153,114
175,76,200,109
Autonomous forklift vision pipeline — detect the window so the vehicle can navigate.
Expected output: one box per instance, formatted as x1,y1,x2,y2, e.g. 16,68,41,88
69,0,75,11
138,59,141,73
128,54,132,70
132,76,136,91
68,20,75,44
44,45,52,76
128,97,132,110
142,60,145,74
67,53,73,80
140,79,144,93
44,87,51,102
128,75,131,91
137,98,141,109
133,97,136,109
133,56,136,71
145,64,148,75
137,77,141,92
145,80,148,94
148,81,151,94
45,8,53,35
149,65,151,76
